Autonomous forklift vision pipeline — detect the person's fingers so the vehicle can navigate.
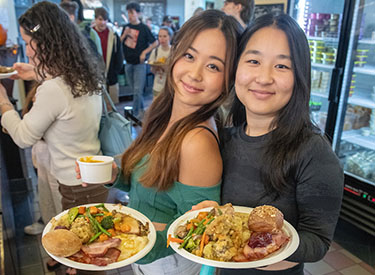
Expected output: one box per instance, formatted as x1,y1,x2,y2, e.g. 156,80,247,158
82,182,88,187
191,200,218,211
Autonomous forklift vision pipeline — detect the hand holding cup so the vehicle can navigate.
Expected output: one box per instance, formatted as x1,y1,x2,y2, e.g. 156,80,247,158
76,156,118,187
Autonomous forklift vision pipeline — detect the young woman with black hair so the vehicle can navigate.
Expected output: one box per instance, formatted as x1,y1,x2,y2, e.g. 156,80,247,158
193,13,344,275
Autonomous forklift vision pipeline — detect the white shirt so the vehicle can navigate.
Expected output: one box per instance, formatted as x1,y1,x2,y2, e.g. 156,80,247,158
1,77,102,186
149,46,171,92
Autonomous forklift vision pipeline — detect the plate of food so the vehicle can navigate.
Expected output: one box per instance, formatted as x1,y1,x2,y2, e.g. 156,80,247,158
147,57,167,66
0,66,17,79
42,203,156,271
167,204,299,269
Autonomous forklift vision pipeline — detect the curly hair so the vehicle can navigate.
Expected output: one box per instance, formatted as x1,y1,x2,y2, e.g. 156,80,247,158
19,1,105,97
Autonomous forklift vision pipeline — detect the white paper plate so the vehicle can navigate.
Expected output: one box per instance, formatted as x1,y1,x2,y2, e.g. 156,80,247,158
42,203,156,271
0,70,17,79
167,206,300,269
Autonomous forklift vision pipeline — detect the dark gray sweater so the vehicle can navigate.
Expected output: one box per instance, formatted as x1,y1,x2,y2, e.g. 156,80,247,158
220,124,344,274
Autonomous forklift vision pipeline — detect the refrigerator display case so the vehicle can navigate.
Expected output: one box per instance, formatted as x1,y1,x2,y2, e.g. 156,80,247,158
290,0,348,132
332,0,375,236
291,0,375,236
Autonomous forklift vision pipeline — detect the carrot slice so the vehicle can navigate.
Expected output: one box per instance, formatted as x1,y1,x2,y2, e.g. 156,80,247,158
199,231,207,256
167,234,184,248
78,206,86,215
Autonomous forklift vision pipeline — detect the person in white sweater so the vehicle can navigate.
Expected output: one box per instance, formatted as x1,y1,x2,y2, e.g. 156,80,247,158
0,0,107,206
0,3,107,272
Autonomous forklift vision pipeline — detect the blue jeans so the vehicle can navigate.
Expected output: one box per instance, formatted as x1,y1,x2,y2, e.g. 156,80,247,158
125,63,147,118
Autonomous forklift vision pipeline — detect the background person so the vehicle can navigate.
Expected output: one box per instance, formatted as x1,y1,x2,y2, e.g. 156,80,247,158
149,26,173,98
94,7,124,104
221,0,255,30
121,2,157,120
60,1,103,56
0,1,108,272
193,13,344,275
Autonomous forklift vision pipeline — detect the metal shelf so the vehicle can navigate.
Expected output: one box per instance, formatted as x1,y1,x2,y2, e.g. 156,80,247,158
307,36,339,43
312,63,335,70
348,93,375,109
353,65,375,75
358,39,375,45
344,171,375,187
311,91,328,98
342,129,375,151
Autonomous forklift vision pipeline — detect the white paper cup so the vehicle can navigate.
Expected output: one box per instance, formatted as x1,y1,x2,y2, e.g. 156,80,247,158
77,156,114,184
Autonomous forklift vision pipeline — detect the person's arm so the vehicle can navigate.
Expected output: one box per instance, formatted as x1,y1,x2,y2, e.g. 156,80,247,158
1,81,66,148
287,136,344,262
139,40,158,64
0,84,14,114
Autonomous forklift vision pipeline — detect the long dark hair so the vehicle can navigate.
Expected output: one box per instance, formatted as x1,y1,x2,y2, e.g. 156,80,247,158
19,1,104,97
229,13,320,195
122,10,242,191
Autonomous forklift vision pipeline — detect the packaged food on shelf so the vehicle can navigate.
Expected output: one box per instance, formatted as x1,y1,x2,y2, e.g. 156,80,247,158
354,61,367,67
322,58,335,65
370,109,375,134
346,151,375,181
343,112,356,130
344,105,371,130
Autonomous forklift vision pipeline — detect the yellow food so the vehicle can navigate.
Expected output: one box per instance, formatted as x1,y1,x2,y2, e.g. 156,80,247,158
0,65,14,73
79,156,104,163
116,233,149,261
70,216,95,243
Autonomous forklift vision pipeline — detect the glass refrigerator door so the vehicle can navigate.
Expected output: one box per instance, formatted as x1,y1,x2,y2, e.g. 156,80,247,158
333,0,375,187
290,0,346,132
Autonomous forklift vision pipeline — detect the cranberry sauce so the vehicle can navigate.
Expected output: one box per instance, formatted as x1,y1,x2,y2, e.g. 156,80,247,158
248,232,273,248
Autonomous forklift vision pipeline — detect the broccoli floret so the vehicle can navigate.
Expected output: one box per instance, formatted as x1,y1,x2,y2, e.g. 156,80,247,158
101,216,114,229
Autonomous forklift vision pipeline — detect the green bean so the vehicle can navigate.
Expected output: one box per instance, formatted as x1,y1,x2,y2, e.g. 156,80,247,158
88,232,102,244
94,203,109,212
93,213,105,217
179,227,194,249
86,208,111,237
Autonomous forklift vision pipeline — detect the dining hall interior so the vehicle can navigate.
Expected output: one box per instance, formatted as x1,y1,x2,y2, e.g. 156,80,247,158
0,0,374,275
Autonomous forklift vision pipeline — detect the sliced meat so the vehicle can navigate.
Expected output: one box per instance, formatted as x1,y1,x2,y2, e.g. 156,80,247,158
122,216,141,235
69,248,122,266
241,231,289,261
104,247,121,262
68,251,92,264
81,238,121,257
90,248,121,266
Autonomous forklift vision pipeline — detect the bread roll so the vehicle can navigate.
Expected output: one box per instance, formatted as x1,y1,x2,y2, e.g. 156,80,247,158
248,205,284,232
42,229,82,257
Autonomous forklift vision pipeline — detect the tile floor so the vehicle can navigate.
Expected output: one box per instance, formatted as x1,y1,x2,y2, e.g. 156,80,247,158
9,96,375,275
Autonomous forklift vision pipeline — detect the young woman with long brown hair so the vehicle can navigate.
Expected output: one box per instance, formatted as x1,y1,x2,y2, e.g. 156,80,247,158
78,9,242,275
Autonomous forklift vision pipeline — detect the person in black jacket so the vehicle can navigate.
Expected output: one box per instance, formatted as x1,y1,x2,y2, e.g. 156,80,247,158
94,7,123,104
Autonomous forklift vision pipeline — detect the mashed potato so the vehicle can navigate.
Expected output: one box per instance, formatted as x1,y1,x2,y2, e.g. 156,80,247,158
116,233,149,261
70,217,95,243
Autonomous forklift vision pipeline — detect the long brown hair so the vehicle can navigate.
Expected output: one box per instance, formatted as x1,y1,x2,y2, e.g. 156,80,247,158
121,10,242,191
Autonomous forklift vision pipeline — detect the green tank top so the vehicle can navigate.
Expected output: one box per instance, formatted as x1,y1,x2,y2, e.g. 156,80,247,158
109,156,221,264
